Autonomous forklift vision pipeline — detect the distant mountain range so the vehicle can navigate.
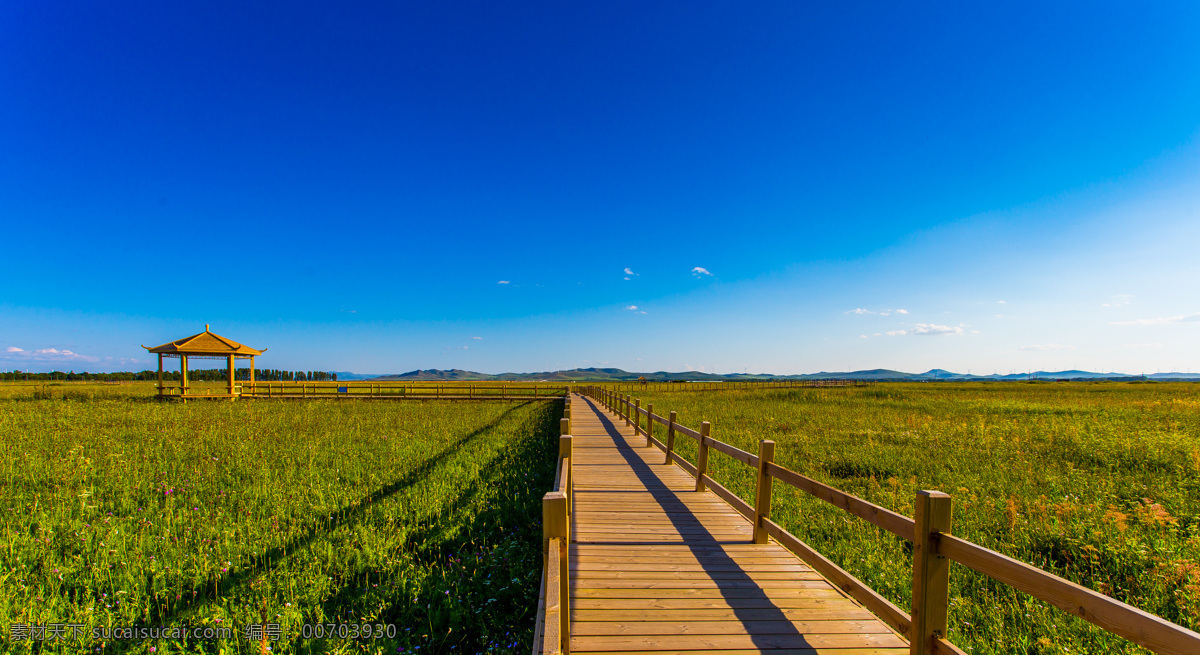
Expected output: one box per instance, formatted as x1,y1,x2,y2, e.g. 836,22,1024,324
332,367,1200,382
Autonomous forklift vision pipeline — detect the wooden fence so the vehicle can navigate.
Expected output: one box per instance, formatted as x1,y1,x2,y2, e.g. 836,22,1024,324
534,405,573,654
157,381,569,401
581,386,1200,655
600,379,866,393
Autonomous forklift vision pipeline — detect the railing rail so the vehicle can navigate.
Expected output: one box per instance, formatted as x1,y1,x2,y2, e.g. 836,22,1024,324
167,381,571,400
579,384,1200,655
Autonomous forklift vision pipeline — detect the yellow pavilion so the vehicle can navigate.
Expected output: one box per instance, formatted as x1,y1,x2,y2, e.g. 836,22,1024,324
143,325,265,399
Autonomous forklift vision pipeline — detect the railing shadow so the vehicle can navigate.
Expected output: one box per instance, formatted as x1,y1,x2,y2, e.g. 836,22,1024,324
133,402,535,633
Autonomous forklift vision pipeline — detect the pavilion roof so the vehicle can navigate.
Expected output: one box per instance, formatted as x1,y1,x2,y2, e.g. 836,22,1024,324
144,326,265,356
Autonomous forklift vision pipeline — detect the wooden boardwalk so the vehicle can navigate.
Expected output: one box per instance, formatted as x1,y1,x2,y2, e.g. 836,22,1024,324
558,393,907,654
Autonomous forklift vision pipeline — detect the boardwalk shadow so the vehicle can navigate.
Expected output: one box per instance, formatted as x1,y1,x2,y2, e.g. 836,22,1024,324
575,395,810,650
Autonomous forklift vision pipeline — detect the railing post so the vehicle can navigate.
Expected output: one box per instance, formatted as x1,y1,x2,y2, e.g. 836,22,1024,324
634,399,641,438
664,410,677,464
543,490,570,654
561,417,570,437
646,403,654,447
911,490,953,655
623,395,631,425
695,421,711,492
753,440,775,544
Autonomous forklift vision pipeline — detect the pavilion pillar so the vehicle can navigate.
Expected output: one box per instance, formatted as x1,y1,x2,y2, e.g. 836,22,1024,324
250,356,255,384
180,355,188,398
227,354,235,398
157,354,163,399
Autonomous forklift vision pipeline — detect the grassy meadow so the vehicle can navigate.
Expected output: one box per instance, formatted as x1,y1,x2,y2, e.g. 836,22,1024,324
618,381,1200,655
1,383,561,653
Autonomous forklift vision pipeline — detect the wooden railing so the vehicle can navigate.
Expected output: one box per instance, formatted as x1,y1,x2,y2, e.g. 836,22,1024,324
600,379,865,393
534,406,573,654
580,386,1200,655
174,381,570,400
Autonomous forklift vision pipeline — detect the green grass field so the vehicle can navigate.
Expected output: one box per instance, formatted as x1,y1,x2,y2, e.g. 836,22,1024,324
7,381,1199,654
616,381,1200,654
1,385,561,654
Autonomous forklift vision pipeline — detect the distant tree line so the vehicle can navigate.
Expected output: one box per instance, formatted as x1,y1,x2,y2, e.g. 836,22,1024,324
243,369,337,382
1,369,337,382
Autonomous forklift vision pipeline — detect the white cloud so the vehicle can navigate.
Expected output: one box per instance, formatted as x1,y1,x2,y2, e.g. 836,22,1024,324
691,267,712,277
879,311,890,316
997,300,1006,305
859,334,868,339
896,309,909,314
1018,344,1076,351
624,267,637,276
471,336,483,340
886,330,907,336
912,323,964,336
625,305,647,314
1111,313,1200,326
497,280,510,284
845,308,874,315
3,347,101,363
1102,294,1134,308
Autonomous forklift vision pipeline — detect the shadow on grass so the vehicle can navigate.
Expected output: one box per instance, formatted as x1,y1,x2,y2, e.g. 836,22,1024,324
130,401,552,640
310,400,561,653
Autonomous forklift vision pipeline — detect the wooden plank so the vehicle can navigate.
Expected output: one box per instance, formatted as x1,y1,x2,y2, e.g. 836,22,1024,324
570,580,840,589
571,556,806,565
571,620,892,636
570,632,908,651
937,533,1200,655
572,608,877,622
571,589,853,602
572,563,813,572
572,570,825,580
570,650,905,655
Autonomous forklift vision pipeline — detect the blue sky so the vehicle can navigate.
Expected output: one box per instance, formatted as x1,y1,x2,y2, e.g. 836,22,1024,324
3,1,1199,375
